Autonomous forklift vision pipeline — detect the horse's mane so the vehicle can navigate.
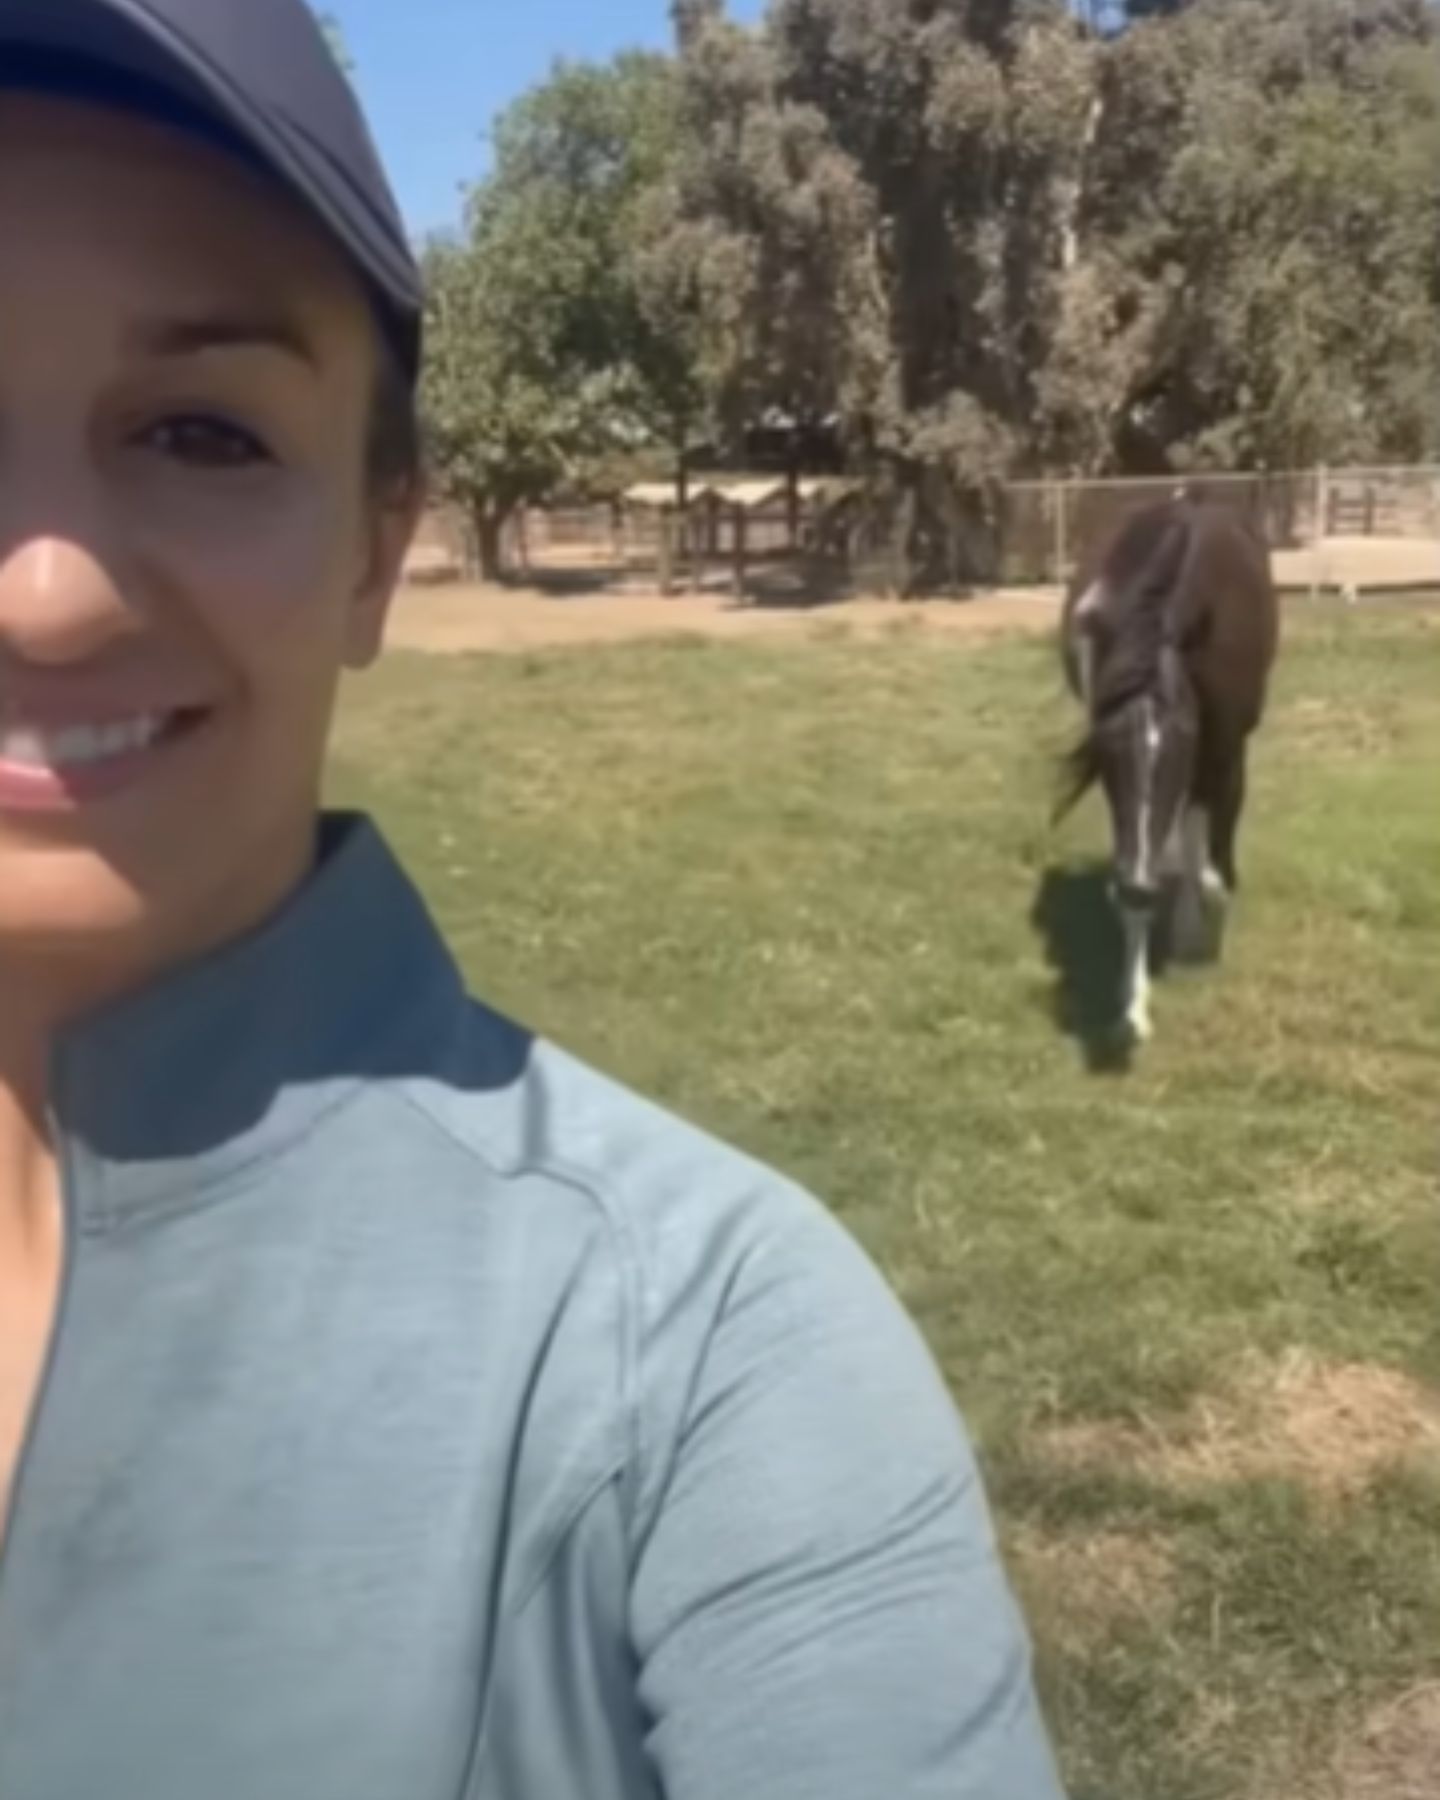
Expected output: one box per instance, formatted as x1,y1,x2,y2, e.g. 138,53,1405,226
1088,502,1197,713
1054,499,1206,822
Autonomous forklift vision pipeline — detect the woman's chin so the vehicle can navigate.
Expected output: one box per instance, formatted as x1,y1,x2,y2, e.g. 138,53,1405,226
0,850,155,956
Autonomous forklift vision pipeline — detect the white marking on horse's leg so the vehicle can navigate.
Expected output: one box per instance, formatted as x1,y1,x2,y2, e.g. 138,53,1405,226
1121,905,1153,1041
1179,804,1227,901
1168,804,1216,964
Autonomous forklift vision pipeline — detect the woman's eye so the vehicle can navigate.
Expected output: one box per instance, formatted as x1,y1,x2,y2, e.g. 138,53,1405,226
139,415,273,469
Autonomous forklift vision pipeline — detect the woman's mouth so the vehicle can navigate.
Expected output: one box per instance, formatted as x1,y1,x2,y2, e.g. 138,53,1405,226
0,709,211,812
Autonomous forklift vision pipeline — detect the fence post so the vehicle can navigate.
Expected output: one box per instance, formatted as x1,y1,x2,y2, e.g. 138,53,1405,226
658,507,675,598
1054,479,1069,587
1311,464,1329,602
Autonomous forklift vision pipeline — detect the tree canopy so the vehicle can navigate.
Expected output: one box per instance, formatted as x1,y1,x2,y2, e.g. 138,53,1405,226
420,54,697,574
421,0,1440,578
311,9,354,77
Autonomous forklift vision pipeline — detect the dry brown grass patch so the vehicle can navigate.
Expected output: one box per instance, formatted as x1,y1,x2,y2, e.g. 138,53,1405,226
1036,1351,1440,1505
1332,1683,1440,1800
384,582,1058,655
1007,1525,1177,1650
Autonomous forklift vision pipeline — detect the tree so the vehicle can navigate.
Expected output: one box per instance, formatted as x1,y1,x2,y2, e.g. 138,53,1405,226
311,9,354,77
485,54,705,478
650,0,1109,584
671,0,727,52
1091,0,1440,469
640,6,886,461
423,0,1440,579
420,55,701,578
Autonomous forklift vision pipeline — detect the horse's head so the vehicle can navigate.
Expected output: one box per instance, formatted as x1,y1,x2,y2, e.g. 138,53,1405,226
1090,646,1198,910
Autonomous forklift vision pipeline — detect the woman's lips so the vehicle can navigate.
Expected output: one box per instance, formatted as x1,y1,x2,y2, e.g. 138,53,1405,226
0,709,211,812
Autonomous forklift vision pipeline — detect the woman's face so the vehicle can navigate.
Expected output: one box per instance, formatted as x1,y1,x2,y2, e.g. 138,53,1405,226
0,92,414,998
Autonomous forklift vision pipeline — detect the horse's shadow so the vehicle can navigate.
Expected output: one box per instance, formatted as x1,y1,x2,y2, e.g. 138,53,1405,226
1030,864,1147,1074
1031,862,1225,1072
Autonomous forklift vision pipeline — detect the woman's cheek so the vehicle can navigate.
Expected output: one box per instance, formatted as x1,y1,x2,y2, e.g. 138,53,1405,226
134,471,356,639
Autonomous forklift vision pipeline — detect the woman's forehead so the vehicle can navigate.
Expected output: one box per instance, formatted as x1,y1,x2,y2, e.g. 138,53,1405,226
0,89,360,329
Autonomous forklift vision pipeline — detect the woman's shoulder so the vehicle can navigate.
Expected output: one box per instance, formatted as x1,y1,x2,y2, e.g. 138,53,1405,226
382,991,838,1288
380,992,957,1499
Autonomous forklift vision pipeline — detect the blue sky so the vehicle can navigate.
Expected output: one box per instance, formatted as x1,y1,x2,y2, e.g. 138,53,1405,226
328,0,766,243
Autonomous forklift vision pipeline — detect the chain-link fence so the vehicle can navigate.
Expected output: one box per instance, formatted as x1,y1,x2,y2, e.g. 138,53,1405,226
1002,467,1440,590
405,466,1440,594
1002,473,1284,584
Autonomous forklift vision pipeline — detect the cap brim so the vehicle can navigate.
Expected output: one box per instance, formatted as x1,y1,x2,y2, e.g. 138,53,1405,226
0,0,421,375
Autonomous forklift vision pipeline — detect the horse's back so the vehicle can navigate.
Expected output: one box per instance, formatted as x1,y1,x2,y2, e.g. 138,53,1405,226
1184,505,1279,732
1064,497,1278,728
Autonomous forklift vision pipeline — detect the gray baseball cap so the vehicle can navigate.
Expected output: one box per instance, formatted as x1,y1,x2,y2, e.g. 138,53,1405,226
0,0,423,378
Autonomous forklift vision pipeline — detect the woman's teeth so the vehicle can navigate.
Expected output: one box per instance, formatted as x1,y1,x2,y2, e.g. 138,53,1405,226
0,714,171,770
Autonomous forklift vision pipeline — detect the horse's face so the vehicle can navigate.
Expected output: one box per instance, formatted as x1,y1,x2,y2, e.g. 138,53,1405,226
1094,662,1198,908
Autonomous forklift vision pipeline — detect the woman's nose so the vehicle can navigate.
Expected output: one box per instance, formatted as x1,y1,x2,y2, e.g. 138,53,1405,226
0,418,152,667
0,531,146,668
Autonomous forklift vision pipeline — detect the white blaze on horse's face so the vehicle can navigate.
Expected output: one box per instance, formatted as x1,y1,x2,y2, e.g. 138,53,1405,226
1102,683,1196,911
1133,697,1162,892
1118,700,1162,1042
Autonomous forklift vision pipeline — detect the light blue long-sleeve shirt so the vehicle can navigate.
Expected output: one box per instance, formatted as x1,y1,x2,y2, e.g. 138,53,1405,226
0,814,1066,1799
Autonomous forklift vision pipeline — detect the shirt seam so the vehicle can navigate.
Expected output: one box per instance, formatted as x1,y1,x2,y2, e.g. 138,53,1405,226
388,1082,649,1550
83,1069,652,1570
461,1473,630,1800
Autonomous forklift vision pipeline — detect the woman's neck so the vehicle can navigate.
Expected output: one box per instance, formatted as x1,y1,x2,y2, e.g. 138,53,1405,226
0,977,63,1238
0,1046,57,1264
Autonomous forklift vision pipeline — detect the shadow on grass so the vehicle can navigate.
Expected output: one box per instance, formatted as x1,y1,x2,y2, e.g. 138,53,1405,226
1032,864,1231,1072
1030,864,1136,1075
505,560,862,609
507,557,996,612
742,572,857,610
512,567,629,600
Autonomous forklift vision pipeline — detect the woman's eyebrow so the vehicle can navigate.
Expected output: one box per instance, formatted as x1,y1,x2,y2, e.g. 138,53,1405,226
126,311,321,370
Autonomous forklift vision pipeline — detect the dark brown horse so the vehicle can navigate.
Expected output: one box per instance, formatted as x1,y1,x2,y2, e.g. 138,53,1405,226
1056,495,1279,1042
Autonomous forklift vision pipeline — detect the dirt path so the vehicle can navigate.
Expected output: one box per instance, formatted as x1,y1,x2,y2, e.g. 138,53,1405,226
385,581,1064,656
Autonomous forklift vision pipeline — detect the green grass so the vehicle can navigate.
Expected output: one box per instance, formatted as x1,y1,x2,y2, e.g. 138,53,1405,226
331,596,1440,1800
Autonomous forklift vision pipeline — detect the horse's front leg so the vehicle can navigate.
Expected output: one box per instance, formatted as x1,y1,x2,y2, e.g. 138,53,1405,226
1169,803,1228,964
1183,804,1228,902
1120,901,1154,1042
1209,750,1247,895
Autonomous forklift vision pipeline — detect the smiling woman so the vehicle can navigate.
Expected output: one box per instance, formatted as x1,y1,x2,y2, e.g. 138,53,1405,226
0,92,411,982
0,6,1065,1800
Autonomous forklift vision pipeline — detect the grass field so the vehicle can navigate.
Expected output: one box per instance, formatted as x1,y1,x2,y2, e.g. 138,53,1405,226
330,595,1440,1800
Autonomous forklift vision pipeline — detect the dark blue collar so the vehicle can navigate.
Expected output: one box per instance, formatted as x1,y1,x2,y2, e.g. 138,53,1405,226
51,814,465,1232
